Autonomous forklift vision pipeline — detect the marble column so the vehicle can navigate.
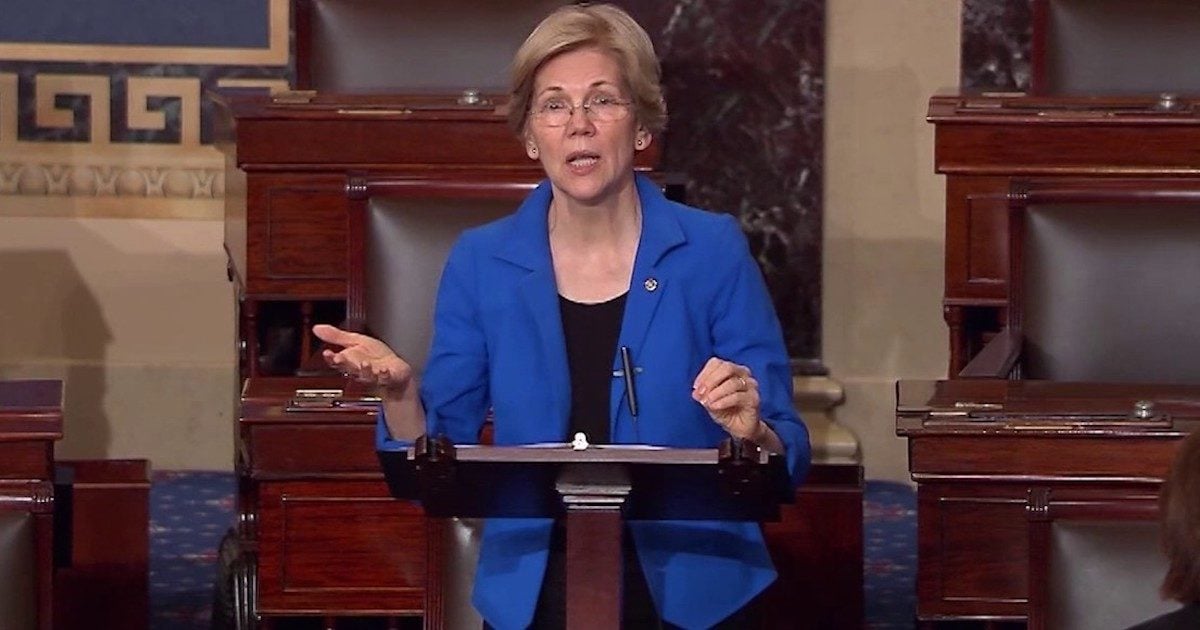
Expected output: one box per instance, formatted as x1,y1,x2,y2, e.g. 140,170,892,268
619,0,826,373
961,0,1033,91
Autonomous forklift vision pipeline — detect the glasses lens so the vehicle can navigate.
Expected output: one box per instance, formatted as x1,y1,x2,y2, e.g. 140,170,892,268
532,96,629,126
588,96,629,123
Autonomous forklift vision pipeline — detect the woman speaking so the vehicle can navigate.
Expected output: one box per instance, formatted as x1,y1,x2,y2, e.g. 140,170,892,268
314,4,810,628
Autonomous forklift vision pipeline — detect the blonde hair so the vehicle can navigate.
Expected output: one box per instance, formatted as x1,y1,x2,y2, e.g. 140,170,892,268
508,3,667,136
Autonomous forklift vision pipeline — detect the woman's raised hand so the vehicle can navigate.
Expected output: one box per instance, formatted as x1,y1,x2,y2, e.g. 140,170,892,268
312,324,413,394
692,357,763,441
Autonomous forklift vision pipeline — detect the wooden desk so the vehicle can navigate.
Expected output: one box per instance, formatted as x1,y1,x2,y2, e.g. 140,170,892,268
235,377,425,627
235,377,863,628
897,379,1194,623
928,92,1200,373
213,90,661,382
0,379,63,630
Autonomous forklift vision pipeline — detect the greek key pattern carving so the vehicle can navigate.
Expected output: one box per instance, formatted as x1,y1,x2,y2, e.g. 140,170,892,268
0,72,287,216
0,0,290,218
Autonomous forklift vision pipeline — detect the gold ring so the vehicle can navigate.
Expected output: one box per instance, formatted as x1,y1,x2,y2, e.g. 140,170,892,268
737,376,748,391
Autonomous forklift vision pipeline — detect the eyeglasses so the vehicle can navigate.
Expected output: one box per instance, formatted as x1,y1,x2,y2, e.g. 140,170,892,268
530,94,632,127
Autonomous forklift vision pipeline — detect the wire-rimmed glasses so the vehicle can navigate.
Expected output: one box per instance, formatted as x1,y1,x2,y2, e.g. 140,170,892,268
530,94,632,127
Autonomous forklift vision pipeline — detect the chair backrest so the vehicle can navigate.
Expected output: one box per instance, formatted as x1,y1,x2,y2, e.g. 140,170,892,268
1045,521,1173,629
295,0,570,92
344,179,528,628
364,196,512,374
363,196,507,629
425,518,485,629
1027,492,1175,630
1009,181,1200,383
1032,0,1200,95
0,511,36,630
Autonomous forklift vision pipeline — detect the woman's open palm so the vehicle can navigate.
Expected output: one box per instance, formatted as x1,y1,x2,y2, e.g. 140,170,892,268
312,324,412,392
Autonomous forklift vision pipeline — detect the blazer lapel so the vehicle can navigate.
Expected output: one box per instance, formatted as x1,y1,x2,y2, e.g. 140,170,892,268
496,183,570,440
610,176,687,428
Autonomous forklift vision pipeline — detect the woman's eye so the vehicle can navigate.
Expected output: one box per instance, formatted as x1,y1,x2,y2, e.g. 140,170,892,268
541,100,567,111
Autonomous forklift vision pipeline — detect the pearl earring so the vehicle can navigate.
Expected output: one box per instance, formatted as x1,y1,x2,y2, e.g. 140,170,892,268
529,146,538,157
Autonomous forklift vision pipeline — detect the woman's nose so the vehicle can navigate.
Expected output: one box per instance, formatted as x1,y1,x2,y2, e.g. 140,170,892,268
565,106,596,135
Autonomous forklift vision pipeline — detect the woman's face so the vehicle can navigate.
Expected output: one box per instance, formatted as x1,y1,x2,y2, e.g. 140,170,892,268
524,47,651,207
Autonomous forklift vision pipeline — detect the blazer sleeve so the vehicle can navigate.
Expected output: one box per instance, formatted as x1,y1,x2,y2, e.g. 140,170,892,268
376,235,491,452
709,214,811,486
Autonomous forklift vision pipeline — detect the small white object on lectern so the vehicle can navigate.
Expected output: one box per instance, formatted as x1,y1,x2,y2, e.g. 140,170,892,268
571,432,589,450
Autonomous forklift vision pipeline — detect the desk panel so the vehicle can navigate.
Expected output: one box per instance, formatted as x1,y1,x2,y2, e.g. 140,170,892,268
256,480,425,615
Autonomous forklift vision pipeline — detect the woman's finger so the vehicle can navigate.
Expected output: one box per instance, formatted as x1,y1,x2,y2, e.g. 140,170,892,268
691,358,719,393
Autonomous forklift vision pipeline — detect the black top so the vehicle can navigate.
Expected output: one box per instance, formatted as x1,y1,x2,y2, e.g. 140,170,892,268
558,292,627,445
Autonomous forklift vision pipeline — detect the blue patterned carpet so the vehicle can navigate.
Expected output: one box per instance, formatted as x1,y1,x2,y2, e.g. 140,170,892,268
150,473,916,630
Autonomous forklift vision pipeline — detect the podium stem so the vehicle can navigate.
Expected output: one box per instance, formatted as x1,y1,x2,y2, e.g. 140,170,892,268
565,508,624,629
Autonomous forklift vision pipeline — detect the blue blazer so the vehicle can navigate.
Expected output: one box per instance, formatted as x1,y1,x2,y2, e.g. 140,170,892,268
378,175,810,629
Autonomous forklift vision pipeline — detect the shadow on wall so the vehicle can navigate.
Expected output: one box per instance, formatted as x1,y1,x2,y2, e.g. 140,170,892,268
0,216,236,467
823,237,947,379
0,248,111,455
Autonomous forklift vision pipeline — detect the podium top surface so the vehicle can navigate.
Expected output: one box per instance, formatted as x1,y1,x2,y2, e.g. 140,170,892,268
382,440,791,521
418,444,769,466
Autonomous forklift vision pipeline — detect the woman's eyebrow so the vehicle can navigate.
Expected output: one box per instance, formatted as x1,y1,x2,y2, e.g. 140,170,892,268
533,86,566,99
536,80,620,95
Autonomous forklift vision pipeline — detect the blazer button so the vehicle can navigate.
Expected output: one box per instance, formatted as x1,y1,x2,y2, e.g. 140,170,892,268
643,277,659,292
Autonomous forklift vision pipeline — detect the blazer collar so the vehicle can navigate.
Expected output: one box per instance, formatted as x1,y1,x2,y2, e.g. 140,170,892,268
494,174,686,272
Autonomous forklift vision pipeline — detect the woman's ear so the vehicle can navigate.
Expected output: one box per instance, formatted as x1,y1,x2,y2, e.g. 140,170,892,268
634,128,652,151
525,139,540,160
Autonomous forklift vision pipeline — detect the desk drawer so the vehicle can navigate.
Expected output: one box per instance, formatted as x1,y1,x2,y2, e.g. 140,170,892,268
246,424,379,476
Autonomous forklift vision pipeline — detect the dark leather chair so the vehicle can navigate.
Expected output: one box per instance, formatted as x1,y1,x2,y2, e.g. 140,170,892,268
1027,491,1175,630
0,512,36,630
1032,0,1200,95
956,180,1200,627
294,0,568,92
960,178,1200,382
425,518,485,629
347,183,522,628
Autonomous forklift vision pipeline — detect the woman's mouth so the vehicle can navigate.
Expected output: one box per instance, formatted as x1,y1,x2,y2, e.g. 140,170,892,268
566,151,600,167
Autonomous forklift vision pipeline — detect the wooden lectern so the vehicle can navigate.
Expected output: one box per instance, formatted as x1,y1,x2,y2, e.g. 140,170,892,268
381,435,791,629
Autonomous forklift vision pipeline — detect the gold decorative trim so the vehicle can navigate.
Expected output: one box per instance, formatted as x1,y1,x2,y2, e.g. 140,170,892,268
215,78,290,93
0,73,15,143
0,196,222,220
0,143,225,220
0,0,288,66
